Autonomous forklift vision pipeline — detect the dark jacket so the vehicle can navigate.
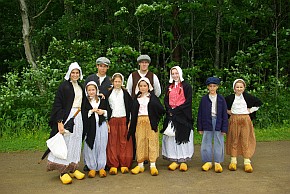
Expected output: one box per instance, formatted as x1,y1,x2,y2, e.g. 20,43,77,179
106,87,132,126
83,97,107,149
197,94,228,133
48,80,86,138
225,92,262,120
127,91,165,140
161,81,193,144
85,74,111,96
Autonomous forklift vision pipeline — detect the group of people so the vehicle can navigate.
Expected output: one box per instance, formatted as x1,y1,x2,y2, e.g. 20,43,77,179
45,54,262,184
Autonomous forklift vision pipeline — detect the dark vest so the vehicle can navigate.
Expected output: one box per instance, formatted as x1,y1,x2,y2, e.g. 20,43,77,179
131,71,154,98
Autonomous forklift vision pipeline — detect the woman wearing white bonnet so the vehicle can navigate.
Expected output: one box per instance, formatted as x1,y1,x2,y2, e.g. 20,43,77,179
46,62,86,184
161,65,194,172
225,78,262,173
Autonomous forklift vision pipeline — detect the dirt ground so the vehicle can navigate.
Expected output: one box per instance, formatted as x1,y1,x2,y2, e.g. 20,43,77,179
0,141,289,194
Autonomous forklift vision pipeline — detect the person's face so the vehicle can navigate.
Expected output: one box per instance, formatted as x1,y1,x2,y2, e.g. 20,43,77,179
138,81,149,94
171,68,180,82
234,82,245,96
87,85,97,98
97,64,109,76
113,77,122,89
70,69,80,81
207,84,219,95
139,60,149,71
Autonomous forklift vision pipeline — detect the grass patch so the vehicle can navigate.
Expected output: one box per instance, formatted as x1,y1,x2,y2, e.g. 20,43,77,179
0,125,289,152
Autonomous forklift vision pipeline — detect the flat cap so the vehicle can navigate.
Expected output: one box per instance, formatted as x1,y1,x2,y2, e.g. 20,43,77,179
205,77,220,85
96,57,111,66
137,55,151,63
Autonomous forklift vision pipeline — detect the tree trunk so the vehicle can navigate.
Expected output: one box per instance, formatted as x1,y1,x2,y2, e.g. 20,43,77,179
214,0,222,69
19,0,37,68
172,5,181,63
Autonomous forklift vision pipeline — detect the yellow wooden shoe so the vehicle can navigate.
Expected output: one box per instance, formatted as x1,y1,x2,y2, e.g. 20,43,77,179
179,163,188,172
228,163,237,171
60,173,72,184
214,163,223,173
70,170,85,180
168,162,180,171
88,170,96,178
244,164,253,173
201,162,212,171
131,166,145,175
121,167,129,174
150,167,159,176
109,167,118,175
99,169,107,178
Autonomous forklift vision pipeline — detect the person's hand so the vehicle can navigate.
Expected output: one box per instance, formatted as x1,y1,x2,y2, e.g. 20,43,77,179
92,108,98,112
96,109,104,115
221,132,226,136
227,110,232,115
58,122,65,134
198,131,203,135
99,93,105,99
107,122,110,133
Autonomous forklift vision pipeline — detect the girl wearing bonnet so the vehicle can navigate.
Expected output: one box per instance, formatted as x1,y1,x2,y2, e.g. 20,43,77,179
161,66,194,172
106,73,133,175
47,62,86,184
127,77,165,176
225,79,262,173
82,81,108,178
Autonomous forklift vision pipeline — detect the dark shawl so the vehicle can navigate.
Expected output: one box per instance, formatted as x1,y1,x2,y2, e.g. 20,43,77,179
83,97,107,149
127,91,165,140
48,80,86,139
161,81,193,144
106,87,132,126
225,92,262,120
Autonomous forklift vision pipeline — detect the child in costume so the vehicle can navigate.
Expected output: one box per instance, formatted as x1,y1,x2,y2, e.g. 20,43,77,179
83,81,108,178
161,66,194,172
197,77,228,173
127,77,165,176
225,79,262,173
47,62,85,184
106,73,133,175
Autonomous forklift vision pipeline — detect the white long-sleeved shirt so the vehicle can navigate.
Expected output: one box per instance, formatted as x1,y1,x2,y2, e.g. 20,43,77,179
231,94,259,114
108,89,126,117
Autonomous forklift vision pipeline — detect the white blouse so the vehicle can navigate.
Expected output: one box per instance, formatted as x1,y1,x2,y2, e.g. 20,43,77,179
209,94,217,117
137,94,150,116
108,89,126,118
72,81,82,108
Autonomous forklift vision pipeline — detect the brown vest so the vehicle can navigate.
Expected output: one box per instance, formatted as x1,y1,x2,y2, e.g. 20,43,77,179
131,71,154,98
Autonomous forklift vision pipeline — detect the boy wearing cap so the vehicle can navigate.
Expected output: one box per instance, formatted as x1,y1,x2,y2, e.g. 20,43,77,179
197,77,228,173
126,54,161,98
85,57,112,97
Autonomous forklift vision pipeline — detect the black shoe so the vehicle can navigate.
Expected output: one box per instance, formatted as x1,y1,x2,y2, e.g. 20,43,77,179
83,165,90,172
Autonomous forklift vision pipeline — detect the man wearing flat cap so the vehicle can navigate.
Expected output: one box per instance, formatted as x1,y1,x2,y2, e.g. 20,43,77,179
126,54,161,98
85,57,112,96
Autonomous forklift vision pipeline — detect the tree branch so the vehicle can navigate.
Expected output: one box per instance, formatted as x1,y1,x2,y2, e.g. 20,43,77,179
32,0,52,19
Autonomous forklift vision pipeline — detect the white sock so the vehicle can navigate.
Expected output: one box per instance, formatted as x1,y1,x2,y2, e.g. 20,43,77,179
244,158,251,165
231,157,237,164
215,162,220,165
138,162,144,168
150,162,156,168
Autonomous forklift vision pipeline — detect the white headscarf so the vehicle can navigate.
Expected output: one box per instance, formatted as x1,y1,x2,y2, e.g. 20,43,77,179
64,62,83,81
233,79,246,90
135,77,154,95
85,81,99,97
112,73,125,86
169,66,184,83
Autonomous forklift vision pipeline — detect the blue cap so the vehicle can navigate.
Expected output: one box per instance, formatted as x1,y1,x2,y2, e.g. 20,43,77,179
205,77,220,85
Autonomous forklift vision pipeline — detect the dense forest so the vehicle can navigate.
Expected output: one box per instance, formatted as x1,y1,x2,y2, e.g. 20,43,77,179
0,0,289,136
